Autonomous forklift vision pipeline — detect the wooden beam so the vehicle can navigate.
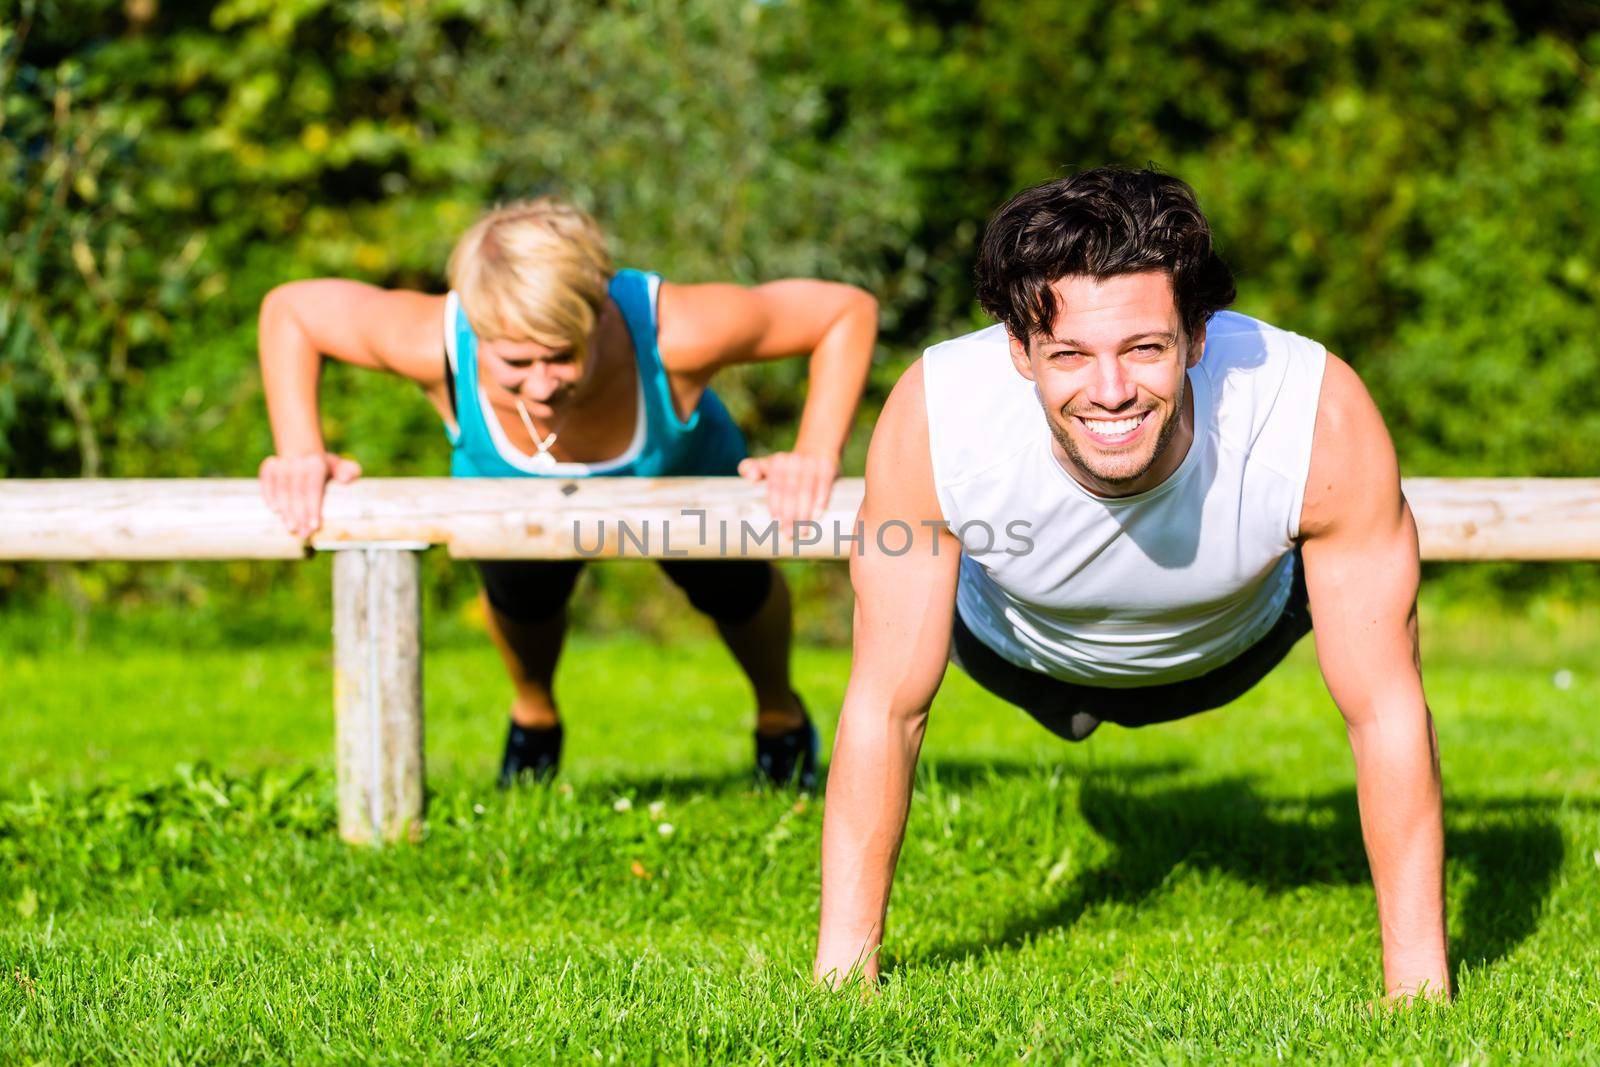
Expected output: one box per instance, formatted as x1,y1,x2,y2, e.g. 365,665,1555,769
0,479,312,560
333,547,425,845
0,477,867,560
1403,478,1600,561
2,477,1599,561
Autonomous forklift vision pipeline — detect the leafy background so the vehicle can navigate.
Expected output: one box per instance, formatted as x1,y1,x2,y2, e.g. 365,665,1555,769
4,0,1598,637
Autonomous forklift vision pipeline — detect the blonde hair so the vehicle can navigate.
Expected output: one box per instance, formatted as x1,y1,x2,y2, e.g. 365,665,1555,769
447,197,613,362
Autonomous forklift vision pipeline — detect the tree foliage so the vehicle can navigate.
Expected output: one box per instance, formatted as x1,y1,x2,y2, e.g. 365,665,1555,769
3,0,1598,614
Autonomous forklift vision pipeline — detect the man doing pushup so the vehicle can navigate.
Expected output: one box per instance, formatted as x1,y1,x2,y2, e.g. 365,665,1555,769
815,167,1449,1000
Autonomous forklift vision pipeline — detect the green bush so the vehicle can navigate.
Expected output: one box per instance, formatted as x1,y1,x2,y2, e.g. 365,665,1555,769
3,0,1597,625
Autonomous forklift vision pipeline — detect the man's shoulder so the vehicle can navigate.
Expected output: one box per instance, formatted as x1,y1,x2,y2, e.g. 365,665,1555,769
921,323,1018,392
922,321,1010,357
1201,310,1326,377
920,322,1035,412
1298,354,1404,542
1200,310,1328,454
919,323,1039,486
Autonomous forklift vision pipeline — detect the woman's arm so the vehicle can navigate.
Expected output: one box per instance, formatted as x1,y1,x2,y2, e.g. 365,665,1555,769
256,280,445,537
657,279,879,521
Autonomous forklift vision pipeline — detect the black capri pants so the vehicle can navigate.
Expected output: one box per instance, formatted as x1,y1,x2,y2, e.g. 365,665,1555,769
476,557,776,627
950,551,1312,739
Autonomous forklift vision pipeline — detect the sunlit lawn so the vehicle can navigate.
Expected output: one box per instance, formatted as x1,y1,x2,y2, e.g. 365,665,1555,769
2,597,1597,1062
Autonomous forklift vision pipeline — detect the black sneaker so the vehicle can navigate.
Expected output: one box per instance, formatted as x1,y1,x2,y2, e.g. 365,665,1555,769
498,721,563,788
755,711,819,790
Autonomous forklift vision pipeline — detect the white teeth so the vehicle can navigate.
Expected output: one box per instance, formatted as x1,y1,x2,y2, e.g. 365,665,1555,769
1080,413,1145,436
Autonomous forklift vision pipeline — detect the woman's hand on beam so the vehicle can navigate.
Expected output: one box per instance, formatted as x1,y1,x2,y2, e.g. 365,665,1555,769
738,449,839,524
259,451,363,539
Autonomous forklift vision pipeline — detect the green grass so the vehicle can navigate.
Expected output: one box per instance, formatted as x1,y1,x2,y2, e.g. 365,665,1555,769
2,598,1598,1063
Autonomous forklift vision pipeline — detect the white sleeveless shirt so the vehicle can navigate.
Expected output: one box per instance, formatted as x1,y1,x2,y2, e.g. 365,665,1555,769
923,311,1326,687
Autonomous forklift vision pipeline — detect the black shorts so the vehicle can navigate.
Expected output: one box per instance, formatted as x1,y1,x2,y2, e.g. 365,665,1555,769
950,552,1312,739
475,558,776,627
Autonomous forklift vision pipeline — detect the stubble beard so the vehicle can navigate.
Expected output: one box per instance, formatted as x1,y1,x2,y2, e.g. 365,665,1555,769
1047,372,1187,490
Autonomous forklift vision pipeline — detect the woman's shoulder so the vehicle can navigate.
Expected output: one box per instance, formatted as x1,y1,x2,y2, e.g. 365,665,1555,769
652,277,752,378
269,280,449,385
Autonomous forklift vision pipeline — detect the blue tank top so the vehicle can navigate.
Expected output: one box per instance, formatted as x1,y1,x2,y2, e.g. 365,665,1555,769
444,268,747,478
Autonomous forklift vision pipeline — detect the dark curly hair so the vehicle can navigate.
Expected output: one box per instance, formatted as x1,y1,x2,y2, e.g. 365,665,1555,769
974,166,1236,343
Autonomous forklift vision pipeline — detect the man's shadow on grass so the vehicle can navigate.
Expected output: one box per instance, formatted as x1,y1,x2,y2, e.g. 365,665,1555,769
904,763,1568,980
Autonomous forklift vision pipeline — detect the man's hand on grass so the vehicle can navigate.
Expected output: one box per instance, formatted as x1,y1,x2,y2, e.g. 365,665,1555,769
1373,975,1453,1010
813,957,879,999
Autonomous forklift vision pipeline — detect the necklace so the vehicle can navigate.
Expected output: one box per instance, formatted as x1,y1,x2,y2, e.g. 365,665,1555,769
514,398,562,467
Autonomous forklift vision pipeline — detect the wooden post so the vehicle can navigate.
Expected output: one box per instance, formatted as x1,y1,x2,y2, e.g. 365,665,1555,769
332,545,426,845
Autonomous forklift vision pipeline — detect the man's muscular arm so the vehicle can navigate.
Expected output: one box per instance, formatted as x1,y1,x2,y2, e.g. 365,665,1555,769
814,360,961,986
1299,354,1450,1001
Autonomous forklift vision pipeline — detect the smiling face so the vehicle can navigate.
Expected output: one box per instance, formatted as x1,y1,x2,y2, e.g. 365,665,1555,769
477,335,585,418
1008,270,1205,497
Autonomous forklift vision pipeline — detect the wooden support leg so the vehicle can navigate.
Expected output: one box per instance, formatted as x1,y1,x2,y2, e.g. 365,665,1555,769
332,546,425,845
